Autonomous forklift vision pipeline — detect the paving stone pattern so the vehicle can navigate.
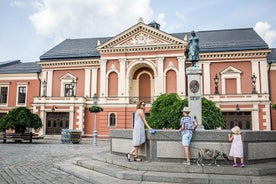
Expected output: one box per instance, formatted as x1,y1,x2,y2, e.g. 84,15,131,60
0,139,109,184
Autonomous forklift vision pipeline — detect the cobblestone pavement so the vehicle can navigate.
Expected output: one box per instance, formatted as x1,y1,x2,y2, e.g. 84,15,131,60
0,138,109,184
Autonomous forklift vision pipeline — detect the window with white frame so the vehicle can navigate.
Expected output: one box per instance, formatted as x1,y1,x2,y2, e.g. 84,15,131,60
109,112,116,127
60,73,76,97
64,83,73,97
0,86,8,104
17,86,26,104
220,66,242,94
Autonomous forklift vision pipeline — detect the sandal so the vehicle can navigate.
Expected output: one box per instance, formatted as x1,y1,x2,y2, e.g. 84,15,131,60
126,153,131,162
134,156,142,162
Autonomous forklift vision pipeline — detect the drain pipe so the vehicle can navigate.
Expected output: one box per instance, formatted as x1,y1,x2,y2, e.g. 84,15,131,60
268,60,273,130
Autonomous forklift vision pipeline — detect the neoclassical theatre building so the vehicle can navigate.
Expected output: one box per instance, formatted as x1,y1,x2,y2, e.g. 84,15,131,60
1,18,276,137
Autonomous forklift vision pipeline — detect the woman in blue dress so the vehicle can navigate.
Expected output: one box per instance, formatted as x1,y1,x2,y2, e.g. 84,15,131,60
126,100,152,161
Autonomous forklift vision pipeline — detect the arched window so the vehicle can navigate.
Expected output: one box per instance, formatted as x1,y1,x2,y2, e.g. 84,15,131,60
166,70,177,93
108,72,118,97
109,113,116,127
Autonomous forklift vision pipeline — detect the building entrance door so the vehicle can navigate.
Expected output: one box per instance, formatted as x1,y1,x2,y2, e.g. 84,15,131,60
46,112,69,135
222,111,252,130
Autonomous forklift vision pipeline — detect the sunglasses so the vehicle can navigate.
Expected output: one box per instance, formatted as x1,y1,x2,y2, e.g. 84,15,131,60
141,103,145,106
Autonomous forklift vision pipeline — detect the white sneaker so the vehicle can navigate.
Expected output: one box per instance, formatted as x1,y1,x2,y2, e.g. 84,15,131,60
183,161,191,166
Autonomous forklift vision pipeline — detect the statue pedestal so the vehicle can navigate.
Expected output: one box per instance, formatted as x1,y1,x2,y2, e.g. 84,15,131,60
186,64,203,129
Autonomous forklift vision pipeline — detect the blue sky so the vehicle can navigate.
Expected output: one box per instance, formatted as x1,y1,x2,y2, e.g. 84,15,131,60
1,0,276,63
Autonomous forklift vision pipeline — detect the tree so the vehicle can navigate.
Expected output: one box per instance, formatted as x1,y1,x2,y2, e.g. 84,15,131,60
272,104,276,110
148,93,187,129
201,97,224,129
0,107,42,133
148,94,224,129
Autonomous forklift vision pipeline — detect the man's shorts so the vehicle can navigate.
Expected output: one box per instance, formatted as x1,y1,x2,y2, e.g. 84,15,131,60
182,133,192,147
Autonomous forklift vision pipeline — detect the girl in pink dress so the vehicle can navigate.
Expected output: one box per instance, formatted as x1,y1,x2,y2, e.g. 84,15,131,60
228,126,244,167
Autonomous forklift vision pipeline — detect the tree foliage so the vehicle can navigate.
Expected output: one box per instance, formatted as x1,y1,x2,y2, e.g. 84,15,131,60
201,97,224,129
0,107,42,133
148,94,224,129
148,93,187,129
272,104,276,110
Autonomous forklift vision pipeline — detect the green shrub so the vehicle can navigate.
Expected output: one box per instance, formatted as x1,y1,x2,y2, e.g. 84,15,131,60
148,94,224,129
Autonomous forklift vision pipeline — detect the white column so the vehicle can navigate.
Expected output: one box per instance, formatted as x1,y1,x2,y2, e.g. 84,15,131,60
259,59,269,93
156,57,164,95
39,105,45,136
91,68,98,97
84,68,91,97
99,59,107,103
177,56,186,96
40,71,47,96
119,58,126,102
76,106,84,134
202,62,211,95
252,104,259,130
47,70,53,97
264,104,271,130
251,60,260,93
69,105,74,129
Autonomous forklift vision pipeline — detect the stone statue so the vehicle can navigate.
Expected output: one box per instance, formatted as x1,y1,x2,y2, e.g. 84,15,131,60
188,31,200,66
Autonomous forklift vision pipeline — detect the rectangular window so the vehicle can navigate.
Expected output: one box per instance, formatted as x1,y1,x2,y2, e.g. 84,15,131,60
18,86,26,104
0,87,8,103
64,84,73,97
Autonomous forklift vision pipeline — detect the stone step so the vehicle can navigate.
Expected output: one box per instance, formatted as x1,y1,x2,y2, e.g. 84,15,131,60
54,152,276,184
55,158,276,184
75,158,253,183
54,161,173,184
91,151,276,176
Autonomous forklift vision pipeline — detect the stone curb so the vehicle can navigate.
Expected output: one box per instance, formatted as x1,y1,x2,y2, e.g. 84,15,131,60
54,151,276,184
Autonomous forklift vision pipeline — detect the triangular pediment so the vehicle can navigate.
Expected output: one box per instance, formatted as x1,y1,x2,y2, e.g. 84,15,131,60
221,66,242,74
97,20,187,50
60,73,76,80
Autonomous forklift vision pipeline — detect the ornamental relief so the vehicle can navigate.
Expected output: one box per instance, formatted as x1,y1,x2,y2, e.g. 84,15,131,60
118,33,168,47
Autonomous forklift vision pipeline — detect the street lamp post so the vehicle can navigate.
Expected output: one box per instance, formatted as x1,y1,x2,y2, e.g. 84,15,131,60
93,93,98,146
42,80,47,97
214,73,219,94
71,79,76,97
251,73,257,94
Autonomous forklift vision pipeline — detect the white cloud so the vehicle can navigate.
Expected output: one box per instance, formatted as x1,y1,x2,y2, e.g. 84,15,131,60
29,0,154,40
10,0,25,7
156,13,166,29
254,21,276,48
175,11,186,21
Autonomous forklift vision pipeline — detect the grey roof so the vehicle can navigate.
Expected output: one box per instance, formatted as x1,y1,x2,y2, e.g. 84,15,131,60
40,37,111,60
268,48,276,63
172,28,268,52
40,28,269,60
0,60,41,74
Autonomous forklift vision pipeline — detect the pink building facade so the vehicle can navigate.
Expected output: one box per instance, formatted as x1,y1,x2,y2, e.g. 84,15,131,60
1,19,276,137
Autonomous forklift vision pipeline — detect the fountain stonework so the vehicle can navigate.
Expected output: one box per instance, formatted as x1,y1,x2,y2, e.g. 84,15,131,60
110,129,276,163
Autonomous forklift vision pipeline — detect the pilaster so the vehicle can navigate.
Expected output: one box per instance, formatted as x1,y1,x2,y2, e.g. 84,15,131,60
84,68,91,97
91,68,98,97
119,58,126,102
177,56,186,96
47,70,53,97
99,59,107,103
156,57,164,95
